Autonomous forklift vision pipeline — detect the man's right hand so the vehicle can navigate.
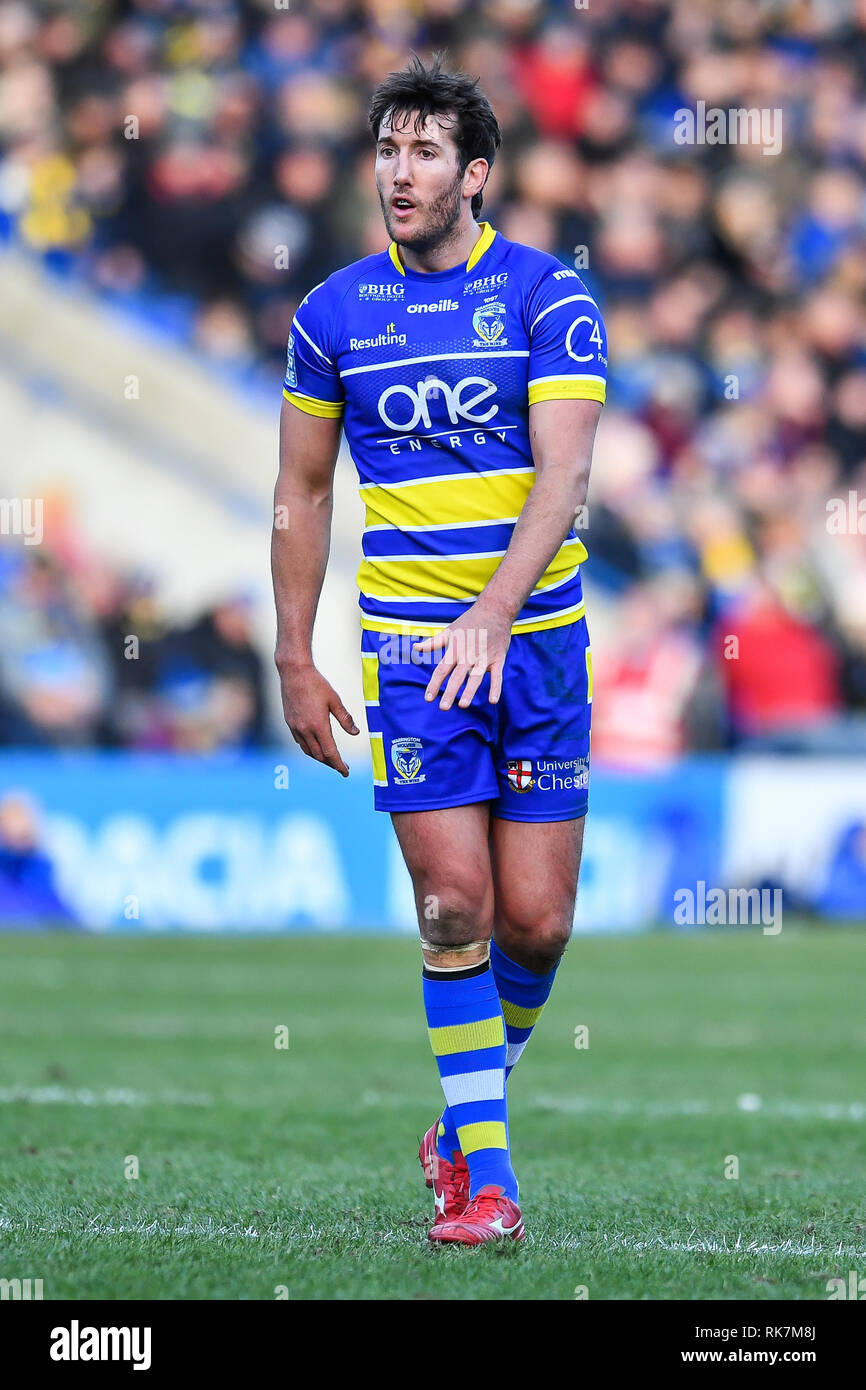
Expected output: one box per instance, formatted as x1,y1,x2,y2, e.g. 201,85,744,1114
276,659,359,777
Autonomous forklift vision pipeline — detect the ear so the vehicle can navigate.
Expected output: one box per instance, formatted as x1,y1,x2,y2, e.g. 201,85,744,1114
463,156,489,199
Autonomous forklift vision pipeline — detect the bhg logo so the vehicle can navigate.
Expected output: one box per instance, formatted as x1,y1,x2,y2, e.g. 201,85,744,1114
377,376,498,432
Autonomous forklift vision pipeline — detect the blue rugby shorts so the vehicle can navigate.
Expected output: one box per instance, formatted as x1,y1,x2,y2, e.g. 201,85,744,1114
362,614,592,822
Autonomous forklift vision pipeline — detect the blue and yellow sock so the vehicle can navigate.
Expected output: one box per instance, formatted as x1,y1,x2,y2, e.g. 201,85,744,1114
423,957,517,1200
494,940,560,1078
436,940,560,1163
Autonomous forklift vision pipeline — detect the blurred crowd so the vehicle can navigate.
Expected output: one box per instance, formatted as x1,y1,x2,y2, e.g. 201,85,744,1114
1,0,866,761
0,539,267,749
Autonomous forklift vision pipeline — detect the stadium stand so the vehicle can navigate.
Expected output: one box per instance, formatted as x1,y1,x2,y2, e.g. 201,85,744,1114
0,0,865,765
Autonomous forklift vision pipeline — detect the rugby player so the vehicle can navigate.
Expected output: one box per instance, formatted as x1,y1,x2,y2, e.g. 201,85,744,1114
271,53,607,1246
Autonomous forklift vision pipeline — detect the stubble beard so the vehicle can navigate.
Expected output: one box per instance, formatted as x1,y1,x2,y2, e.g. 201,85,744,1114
381,172,466,255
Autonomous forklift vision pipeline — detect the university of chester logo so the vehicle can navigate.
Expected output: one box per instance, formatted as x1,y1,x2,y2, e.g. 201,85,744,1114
506,759,534,793
391,736,425,783
472,300,507,347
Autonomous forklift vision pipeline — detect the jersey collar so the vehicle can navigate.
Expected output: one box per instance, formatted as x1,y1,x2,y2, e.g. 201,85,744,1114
388,221,497,277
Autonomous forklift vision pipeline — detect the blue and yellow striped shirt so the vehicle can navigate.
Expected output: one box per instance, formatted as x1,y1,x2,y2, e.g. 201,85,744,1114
283,222,607,634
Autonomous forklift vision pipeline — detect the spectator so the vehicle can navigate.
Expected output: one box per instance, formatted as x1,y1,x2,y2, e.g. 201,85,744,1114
713,577,843,744
815,821,866,920
0,792,75,927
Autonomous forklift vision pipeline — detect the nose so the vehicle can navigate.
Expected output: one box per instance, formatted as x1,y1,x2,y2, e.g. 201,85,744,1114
392,150,412,187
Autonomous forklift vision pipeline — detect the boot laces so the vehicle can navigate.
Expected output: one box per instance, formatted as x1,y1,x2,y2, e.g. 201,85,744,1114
464,1189,507,1221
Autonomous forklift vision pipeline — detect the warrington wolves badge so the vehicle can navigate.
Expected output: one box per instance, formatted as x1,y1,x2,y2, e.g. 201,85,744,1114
472,300,507,347
391,736,425,784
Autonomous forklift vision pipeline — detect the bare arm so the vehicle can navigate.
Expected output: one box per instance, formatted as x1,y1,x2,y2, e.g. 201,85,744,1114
478,397,601,623
415,398,603,709
271,397,358,775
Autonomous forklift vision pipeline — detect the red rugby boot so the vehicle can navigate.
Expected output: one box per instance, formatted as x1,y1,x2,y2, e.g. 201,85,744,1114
418,1120,469,1227
427,1185,525,1245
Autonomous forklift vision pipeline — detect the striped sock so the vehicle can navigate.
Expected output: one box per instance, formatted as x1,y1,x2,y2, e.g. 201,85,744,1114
423,958,518,1200
494,940,560,1078
436,940,560,1162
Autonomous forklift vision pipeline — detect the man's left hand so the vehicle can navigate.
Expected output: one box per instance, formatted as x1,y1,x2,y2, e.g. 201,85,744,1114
412,601,513,710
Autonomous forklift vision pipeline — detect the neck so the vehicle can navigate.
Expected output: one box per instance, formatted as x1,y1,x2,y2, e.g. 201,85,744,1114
396,217,483,274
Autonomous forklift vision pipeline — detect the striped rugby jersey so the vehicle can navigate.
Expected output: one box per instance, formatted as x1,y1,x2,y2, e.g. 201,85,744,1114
283,221,607,634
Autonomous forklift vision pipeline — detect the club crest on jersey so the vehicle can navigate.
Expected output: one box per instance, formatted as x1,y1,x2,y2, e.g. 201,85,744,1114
506,759,534,793
359,282,405,301
472,301,507,347
391,736,425,784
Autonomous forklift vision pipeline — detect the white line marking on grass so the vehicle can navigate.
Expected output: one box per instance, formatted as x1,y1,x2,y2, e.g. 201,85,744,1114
531,1095,866,1121
0,1085,213,1107
602,1231,866,1259
1,1216,863,1261
0,1216,387,1245
0,1216,264,1240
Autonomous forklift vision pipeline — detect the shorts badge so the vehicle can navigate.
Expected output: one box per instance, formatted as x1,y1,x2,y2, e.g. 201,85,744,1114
391,736,425,784
506,759,535,792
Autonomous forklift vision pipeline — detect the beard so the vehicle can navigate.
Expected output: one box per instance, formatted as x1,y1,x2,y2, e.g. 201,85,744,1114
380,170,465,253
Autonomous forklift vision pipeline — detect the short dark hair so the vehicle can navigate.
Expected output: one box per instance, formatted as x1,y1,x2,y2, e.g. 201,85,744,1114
368,52,501,219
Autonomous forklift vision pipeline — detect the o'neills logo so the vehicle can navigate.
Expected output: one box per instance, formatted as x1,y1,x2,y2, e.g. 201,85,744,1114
50,1321,152,1371
407,299,459,313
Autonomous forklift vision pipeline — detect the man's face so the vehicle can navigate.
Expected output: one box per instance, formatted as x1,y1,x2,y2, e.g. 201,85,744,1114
375,108,474,251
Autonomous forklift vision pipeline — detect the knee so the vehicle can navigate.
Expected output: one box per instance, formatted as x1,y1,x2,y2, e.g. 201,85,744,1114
496,905,573,972
418,881,494,946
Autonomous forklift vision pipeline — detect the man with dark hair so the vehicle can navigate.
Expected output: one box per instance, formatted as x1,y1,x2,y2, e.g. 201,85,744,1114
271,52,607,1246
366,52,502,224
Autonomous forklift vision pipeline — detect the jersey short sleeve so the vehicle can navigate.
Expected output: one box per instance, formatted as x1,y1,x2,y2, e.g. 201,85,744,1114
525,267,607,407
283,281,344,419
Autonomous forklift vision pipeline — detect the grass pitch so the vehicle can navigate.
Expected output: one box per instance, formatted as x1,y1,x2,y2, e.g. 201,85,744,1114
0,928,863,1300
